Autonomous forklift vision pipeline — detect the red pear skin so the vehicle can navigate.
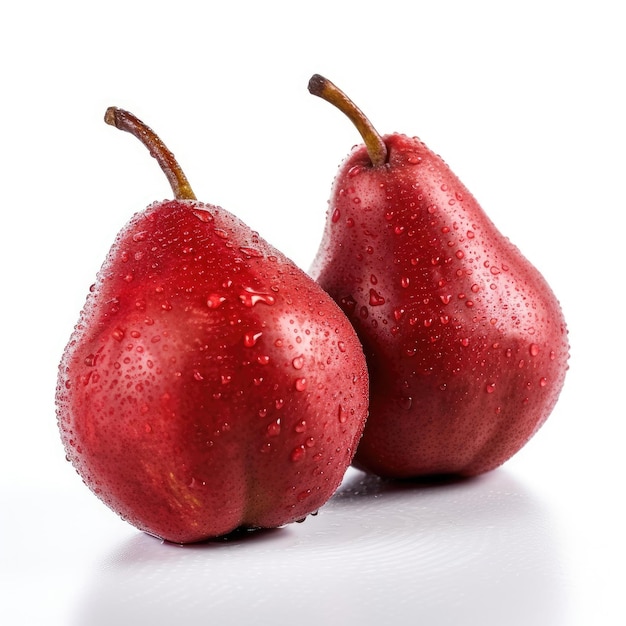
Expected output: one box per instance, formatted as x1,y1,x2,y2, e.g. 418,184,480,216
310,79,569,479
56,110,369,543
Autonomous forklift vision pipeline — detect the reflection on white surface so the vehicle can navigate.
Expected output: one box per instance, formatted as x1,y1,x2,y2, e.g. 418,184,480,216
69,468,568,626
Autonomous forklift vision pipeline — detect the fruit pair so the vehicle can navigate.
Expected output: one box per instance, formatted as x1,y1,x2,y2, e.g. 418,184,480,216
56,75,568,544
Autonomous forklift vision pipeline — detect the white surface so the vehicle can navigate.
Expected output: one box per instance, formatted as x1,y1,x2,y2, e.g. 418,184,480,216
1,464,589,626
1,1,624,624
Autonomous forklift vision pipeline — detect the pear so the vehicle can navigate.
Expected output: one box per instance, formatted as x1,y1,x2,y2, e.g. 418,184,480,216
308,74,569,478
56,107,369,542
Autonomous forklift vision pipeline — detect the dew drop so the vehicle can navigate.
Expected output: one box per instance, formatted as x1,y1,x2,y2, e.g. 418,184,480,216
111,328,125,342
369,289,386,306
340,295,357,315
297,490,312,502
399,396,413,410
540,377,548,387
191,208,214,222
239,246,264,258
331,208,341,223
291,445,306,462
257,355,270,365
529,343,540,357
243,331,263,348
292,355,305,370
486,383,496,394
240,287,276,307
337,341,346,353
401,276,410,289
266,419,281,437
295,378,307,392
393,308,405,321
338,404,348,423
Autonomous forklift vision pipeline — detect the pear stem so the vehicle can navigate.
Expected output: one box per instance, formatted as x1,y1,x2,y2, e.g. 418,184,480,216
308,74,387,168
104,107,197,201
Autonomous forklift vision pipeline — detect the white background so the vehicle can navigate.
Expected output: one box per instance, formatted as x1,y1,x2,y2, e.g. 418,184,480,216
1,1,624,624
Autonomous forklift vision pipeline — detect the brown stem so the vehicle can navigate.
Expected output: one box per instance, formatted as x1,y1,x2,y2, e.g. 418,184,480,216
104,107,196,200
308,74,387,167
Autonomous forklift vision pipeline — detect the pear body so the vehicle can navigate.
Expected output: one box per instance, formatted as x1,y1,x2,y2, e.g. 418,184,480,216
57,199,369,542
311,134,568,478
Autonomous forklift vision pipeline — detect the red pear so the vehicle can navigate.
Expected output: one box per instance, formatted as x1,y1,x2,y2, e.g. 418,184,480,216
308,74,569,478
56,107,369,543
